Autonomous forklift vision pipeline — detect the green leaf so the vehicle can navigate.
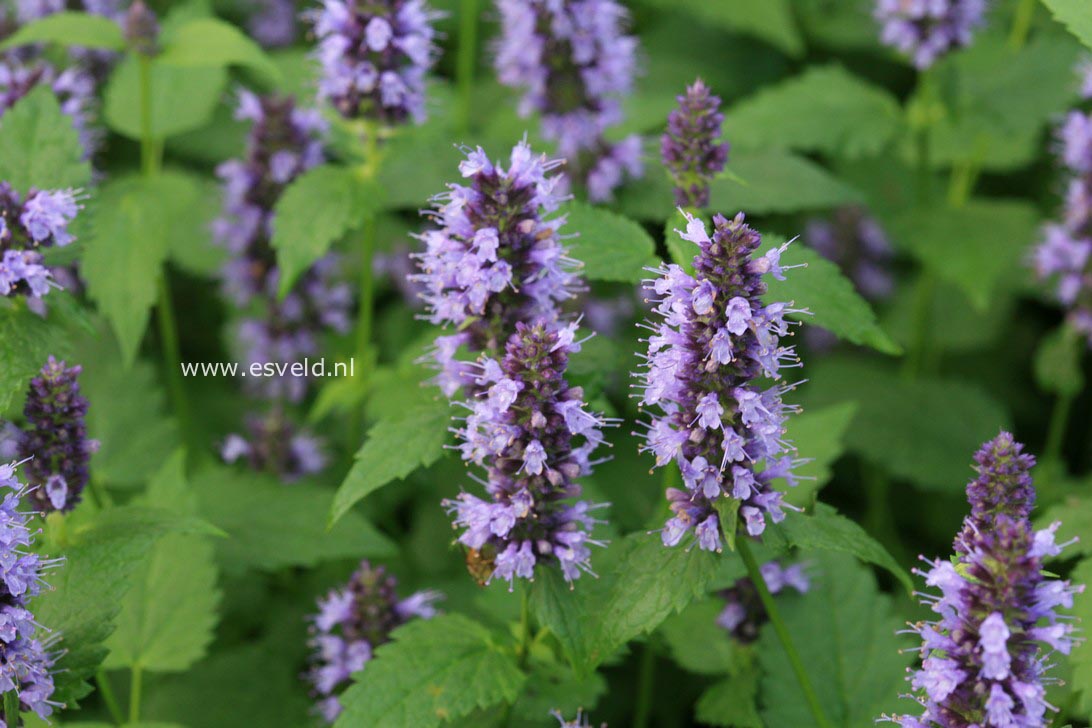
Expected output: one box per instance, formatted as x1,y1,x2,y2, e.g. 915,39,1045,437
333,615,526,728
696,670,763,728
509,659,606,721
724,65,901,158
1034,325,1085,397
158,17,282,86
757,552,914,727
562,201,659,283
1066,557,1092,713
81,176,177,366
0,85,91,193
0,297,78,415
764,242,901,354
886,199,1038,312
710,151,863,214
330,401,451,526
271,165,380,297
638,0,803,56
779,401,859,507
804,357,1011,492
193,465,396,574
0,11,125,51
1042,1,1092,51
103,454,222,673
778,504,911,593
659,598,742,676
104,55,227,141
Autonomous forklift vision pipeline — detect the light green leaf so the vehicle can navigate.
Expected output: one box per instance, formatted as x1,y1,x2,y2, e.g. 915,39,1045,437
562,201,659,282
330,401,451,526
0,85,90,193
103,454,221,673
757,552,914,727
0,296,79,415
778,503,911,593
334,615,526,728
1034,325,1085,397
104,55,227,141
886,199,1038,312
193,465,396,573
696,670,763,728
780,401,859,507
725,65,901,158
158,17,282,86
638,0,802,56
1042,0,1092,51
272,165,380,297
0,11,125,51
710,151,863,214
1067,557,1092,713
765,241,901,354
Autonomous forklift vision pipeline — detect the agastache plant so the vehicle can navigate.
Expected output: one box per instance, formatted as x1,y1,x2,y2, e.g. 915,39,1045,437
0,459,62,719
494,0,643,201
717,560,809,643
635,212,804,550
1035,66,1092,344
412,140,576,397
661,79,729,209
306,560,441,723
213,90,347,479
308,0,439,125
874,0,987,69
0,183,81,300
886,433,1084,727
444,321,611,588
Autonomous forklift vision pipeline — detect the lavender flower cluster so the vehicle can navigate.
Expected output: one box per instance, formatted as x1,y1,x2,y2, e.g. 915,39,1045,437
309,0,439,125
636,212,803,550
247,0,298,48
0,460,61,719
717,560,808,643
494,0,643,201
874,0,987,69
14,357,97,513
889,433,1084,727
412,141,577,397
1035,67,1092,344
307,560,441,723
0,183,81,300
445,321,610,587
661,79,729,209
806,206,895,303
213,91,347,479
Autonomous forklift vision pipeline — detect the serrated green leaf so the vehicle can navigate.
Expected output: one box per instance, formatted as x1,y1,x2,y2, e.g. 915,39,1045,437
333,615,526,728
696,670,763,728
803,357,1011,492
0,297,78,415
710,151,863,214
103,454,221,673
757,552,914,727
1034,325,1085,397
765,242,901,354
0,11,125,51
1042,0,1092,51
562,201,659,282
81,176,177,366
778,503,911,593
0,85,91,193
158,17,281,86
725,65,901,158
886,199,1038,312
272,165,380,297
330,401,451,525
638,0,802,56
780,401,859,507
193,464,396,573
1066,558,1092,713
104,55,227,141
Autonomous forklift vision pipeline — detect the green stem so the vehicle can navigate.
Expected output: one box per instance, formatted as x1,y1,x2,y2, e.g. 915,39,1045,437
632,643,655,728
455,0,479,135
3,690,19,728
129,665,143,724
1043,392,1073,467
903,269,936,380
1008,0,1036,50
138,55,159,176
157,274,190,442
96,670,125,726
516,583,532,670
738,538,832,728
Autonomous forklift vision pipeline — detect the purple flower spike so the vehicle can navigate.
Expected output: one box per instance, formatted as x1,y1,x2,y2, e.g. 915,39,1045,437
717,560,809,643
661,79,729,209
0,459,62,720
308,0,439,125
412,141,578,397
806,206,895,303
16,357,98,514
444,321,611,588
883,434,1085,728
874,0,987,69
305,561,442,723
635,212,805,550
494,0,643,201
221,412,327,482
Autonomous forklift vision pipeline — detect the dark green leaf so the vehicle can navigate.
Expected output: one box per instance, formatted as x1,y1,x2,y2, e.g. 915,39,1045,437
562,201,659,282
637,0,803,56
0,11,125,51
1034,325,1085,397
659,598,741,676
0,297,78,415
780,401,859,507
0,85,90,193
696,670,763,728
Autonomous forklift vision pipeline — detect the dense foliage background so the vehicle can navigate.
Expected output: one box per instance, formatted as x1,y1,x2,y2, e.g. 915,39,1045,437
1,0,1092,725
